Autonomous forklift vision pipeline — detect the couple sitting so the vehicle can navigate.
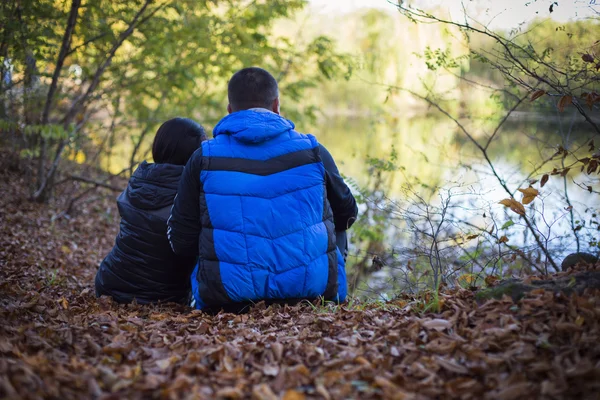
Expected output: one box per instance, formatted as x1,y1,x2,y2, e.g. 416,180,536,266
95,67,358,313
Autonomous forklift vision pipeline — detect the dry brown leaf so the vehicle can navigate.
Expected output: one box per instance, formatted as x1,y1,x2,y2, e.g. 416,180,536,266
582,53,595,63
271,342,283,361
58,297,69,310
289,364,310,377
155,358,172,370
518,187,539,197
540,174,549,187
435,357,468,374
315,383,331,400
557,95,573,112
354,356,372,366
530,89,546,102
283,389,306,400
498,198,526,216
493,382,531,400
517,187,539,205
216,387,244,399
262,364,279,377
252,384,278,400
422,318,452,331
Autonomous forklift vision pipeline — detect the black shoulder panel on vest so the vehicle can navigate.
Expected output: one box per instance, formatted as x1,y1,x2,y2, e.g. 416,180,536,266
203,147,320,176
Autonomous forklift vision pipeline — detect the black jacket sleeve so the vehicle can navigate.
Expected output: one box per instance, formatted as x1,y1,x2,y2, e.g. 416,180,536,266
167,148,202,257
319,144,358,231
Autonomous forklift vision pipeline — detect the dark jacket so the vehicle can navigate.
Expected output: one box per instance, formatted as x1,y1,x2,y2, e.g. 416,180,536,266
167,109,358,310
95,161,196,304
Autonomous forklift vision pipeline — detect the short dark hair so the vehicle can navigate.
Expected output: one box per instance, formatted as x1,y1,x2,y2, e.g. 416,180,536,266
152,117,206,165
228,67,279,111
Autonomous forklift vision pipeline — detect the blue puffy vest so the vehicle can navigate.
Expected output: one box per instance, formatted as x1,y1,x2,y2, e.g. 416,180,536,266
191,109,346,309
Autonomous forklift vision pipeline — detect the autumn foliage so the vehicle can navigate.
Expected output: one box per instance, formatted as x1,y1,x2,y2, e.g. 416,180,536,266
1,153,599,399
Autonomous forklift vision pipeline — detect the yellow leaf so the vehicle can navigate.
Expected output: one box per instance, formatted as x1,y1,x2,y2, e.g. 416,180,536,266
61,245,71,254
575,315,584,327
485,275,500,286
75,151,86,164
458,274,476,286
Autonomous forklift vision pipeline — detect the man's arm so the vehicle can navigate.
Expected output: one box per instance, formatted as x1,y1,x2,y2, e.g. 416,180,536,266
167,148,203,257
319,144,358,231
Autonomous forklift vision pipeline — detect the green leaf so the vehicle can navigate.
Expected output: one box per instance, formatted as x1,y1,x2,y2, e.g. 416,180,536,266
501,220,515,229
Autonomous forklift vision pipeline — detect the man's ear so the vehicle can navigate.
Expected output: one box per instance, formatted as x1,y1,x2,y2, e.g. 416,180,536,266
272,97,280,115
227,104,233,114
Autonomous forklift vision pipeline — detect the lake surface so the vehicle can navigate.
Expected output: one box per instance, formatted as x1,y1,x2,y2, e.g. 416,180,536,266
314,111,598,295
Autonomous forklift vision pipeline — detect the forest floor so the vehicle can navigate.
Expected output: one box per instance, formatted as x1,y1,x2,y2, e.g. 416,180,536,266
0,152,599,400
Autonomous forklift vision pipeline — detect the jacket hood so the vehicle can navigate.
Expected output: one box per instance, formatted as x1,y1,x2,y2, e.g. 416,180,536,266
212,109,295,144
125,161,184,210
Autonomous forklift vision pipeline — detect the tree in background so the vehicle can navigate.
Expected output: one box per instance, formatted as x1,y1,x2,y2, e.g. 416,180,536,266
0,0,351,202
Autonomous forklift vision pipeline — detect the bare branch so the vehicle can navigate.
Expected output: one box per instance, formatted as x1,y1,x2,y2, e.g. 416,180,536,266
68,174,123,192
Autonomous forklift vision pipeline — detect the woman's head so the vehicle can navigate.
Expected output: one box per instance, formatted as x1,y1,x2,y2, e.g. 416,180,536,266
152,117,207,165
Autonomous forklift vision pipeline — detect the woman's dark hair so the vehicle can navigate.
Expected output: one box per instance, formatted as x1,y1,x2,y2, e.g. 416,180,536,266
152,117,207,165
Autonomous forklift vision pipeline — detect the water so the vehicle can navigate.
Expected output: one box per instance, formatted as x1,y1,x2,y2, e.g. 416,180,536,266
316,113,595,196
313,111,598,294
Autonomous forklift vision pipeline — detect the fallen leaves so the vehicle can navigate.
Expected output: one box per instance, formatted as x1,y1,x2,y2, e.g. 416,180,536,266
421,318,451,331
253,383,278,400
0,154,599,399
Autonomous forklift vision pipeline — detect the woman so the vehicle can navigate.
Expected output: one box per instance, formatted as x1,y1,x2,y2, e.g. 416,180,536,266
95,117,206,304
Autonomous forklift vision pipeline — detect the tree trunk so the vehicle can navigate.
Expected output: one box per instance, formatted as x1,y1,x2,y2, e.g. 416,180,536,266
33,0,154,203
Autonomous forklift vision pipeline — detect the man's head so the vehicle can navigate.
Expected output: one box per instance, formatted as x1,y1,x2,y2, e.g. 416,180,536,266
227,67,280,114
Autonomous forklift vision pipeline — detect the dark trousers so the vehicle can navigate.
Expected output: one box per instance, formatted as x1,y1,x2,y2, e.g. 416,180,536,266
336,230,348,261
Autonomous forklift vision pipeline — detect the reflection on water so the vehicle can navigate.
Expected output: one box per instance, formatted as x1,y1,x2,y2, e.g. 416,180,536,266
316,113,593,193
314,112,598,260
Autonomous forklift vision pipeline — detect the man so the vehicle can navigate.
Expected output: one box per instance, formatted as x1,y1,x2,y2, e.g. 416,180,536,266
168,67,357,312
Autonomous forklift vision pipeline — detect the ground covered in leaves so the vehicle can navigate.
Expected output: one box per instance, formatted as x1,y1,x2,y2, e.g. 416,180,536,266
1,154,599,400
